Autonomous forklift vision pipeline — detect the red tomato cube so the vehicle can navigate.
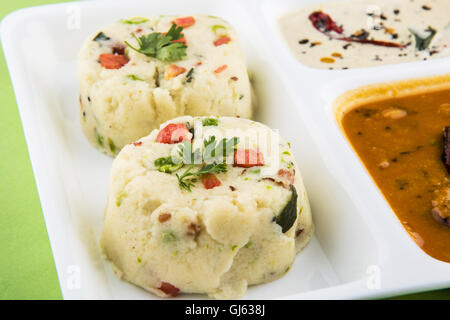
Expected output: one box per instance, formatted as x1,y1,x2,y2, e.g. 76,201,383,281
201,173,222,189
156,123,192,144
234,149,264,168
99,53,129,69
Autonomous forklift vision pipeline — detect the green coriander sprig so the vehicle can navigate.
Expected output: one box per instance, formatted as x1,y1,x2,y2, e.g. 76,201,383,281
125,24,187,62
176,163,228,192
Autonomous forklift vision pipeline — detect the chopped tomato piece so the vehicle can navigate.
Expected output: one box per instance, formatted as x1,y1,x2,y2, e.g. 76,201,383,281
201,173,222,189
99,53,129,69
165,64,187,80
214,36,231,46
159,282,180,297
214,65,228,74
132,141,142,146
234,149,264,168
156,123,192,144
173,16,195,28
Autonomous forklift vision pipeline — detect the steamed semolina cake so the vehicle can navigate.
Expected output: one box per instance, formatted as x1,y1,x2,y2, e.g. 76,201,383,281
78,15,252,156
100,116,313,299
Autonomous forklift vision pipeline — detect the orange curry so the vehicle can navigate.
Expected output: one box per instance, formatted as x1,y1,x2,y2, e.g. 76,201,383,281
340,85,450,263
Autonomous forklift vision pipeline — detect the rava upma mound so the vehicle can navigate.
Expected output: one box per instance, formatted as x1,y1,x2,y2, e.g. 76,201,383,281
78,15,252,156
100,116,313,299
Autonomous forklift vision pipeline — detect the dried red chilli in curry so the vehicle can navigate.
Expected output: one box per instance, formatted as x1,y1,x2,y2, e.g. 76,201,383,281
308,11,406,49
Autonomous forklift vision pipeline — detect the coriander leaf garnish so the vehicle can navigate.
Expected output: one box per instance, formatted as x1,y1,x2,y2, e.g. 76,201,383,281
409,26,437,51
177,141,202,165
203,136,239,163
125,24,187,62
176,163,227,192
159,134,238,191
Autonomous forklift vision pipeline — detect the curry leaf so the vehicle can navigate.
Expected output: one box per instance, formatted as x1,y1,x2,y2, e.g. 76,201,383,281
276,186,298,233
409,26,437,51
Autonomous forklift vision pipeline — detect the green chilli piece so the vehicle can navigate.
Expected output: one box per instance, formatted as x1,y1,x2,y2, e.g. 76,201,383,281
126,74,144,81
122,17,149,24
202,118,219,126
161,230,177,243
116,192,126,207
108,138,117,153
95,130,104,147
154,156,183,173
211,24,226,33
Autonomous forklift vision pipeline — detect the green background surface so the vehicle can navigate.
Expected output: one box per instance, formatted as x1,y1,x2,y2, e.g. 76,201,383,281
0,0,448,300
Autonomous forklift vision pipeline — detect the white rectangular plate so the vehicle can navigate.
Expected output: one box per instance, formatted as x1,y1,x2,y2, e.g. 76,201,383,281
2,0,449,299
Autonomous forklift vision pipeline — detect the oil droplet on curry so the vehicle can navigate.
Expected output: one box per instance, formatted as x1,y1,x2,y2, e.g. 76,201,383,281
342,89,450,262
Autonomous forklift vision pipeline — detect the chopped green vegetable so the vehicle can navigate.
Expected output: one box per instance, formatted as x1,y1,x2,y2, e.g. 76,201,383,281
282,151,291,156
116,192,126,207
154,156,183,173
276,186,298,233
122,17,149,24
125,24,187,62
161,230,177,243
249,168,261,174
231,245,238,251
211,24,226,33
244,241,252,248
202,118,219,126
93,32,110,42
409,26,437,51
95,130,104,147
185,68,194,83
126,74,144,81
108,138,117,153
137,257,142,263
